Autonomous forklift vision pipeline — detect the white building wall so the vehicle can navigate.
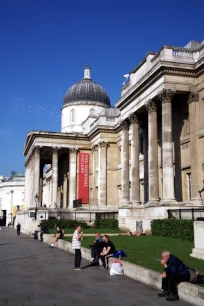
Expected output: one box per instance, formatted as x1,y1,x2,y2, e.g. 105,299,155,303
61,103,106,133
0,181,25,225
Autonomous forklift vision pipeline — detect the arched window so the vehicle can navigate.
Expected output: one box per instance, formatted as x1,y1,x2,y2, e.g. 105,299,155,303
71,109,75,124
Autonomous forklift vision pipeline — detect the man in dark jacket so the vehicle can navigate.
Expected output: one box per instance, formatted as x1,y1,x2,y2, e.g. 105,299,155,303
158,250,190,301
16,223,21,235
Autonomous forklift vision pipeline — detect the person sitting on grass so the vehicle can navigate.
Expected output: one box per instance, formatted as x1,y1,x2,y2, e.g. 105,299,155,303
118,231,143,236
50,226,63,248
100,235,115,269
90,232,103,264
158,250,190,301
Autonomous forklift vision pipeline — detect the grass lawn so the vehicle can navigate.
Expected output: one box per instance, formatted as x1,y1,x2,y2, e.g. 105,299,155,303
48,228,122,234
64,235,204,274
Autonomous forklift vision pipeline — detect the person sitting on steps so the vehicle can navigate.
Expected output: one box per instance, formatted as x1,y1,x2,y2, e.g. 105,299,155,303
100,235,115,269
158,250,190,301
50,226,63,247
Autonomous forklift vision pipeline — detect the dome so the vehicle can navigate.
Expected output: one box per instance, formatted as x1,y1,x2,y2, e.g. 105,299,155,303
63,66,110,106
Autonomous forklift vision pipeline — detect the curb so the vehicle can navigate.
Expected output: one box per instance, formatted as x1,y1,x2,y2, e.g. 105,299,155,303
43,235,204,306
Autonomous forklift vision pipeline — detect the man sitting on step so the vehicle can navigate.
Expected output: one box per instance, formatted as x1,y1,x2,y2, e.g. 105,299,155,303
158,250,190,302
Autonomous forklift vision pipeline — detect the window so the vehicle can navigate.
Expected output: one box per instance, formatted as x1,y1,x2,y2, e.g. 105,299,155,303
70,109,75,124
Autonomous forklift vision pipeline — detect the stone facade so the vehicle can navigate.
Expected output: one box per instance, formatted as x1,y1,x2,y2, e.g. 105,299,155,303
18,40,204,232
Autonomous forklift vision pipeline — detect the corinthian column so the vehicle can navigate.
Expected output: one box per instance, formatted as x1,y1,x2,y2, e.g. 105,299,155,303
146,100,159,204
121,120,130,205
129,113,140,205
98,141,108,206
51,147,58,208
34,146,40,205
69,148,77,208
63,174,68,209
188,92,200,203
159,89,175,202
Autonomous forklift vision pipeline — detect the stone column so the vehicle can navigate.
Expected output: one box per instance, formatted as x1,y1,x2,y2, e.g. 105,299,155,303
188,92,200,203
10,190,14,223
159,89,175,202
146,100,159,204
63,174,68,209
121,120,130,205
98,141,108,206
34,146,40,205
51,147,58,208
129,114,140,205
143,127,149,203
69,148,77,208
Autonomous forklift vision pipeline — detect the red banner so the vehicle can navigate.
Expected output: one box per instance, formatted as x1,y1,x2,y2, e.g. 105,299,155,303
78,153,89,204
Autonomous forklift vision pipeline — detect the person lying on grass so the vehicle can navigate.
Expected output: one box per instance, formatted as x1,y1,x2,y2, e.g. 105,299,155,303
118,231,143,236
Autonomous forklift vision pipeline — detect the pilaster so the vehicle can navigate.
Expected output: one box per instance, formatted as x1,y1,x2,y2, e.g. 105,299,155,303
98,141,108,207
188,91,200,203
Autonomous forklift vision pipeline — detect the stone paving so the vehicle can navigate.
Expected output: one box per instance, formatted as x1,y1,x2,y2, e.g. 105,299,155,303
0,227,192,306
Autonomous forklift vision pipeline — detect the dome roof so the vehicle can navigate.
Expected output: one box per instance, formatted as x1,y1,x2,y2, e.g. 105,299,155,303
63,66,110,106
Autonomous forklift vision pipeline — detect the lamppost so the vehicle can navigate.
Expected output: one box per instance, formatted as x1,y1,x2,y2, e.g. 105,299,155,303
34,193,39,220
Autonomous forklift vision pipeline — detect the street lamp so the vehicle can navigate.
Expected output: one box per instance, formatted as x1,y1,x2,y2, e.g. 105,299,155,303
34,193,39,220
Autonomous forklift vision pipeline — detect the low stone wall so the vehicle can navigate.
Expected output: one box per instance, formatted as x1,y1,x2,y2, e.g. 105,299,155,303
43,234,204,306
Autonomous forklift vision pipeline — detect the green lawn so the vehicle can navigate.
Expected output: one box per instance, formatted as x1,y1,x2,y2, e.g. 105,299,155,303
64,235,204,274
48,228,122,234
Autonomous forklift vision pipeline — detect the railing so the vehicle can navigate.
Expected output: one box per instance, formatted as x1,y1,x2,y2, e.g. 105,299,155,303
167,208,204,220
172,49,193,58
50,211,118,223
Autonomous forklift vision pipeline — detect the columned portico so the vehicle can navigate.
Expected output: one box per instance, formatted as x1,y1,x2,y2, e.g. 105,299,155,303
34,146,40,206
146,100,159,204
129,114,140,205
69,148,77,208
121,120,130,205
51,147,58,208
188,91,200,203
98,141,108,206
160,89,175,202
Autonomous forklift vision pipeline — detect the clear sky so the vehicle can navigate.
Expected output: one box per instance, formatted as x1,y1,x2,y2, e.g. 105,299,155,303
0,0,203,176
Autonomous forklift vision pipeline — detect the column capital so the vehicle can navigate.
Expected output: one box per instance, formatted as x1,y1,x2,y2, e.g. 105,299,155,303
69,147,78,153
129,113,139,124
188,91,199,104
34,145,41,154
121,120,129,130
159,89,174,103
98,141,108,148
146,100,157,113
52,147,59,154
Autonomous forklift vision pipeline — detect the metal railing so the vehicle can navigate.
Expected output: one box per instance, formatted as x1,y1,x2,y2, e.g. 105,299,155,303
167,208,204,220
49,211,118,223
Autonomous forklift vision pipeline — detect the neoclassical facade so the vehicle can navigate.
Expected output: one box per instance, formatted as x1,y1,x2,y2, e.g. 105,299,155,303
19,40,204,232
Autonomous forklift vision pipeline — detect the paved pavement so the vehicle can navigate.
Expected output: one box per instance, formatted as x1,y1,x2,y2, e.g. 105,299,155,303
0,227,192,306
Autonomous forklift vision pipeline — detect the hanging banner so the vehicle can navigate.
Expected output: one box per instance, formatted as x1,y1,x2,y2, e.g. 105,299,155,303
78,152,89,204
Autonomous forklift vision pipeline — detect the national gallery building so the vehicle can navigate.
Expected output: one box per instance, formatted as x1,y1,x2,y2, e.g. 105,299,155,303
18,40,204,232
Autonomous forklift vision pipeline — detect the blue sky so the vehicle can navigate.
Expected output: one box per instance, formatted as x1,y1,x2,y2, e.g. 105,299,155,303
0,0,203,176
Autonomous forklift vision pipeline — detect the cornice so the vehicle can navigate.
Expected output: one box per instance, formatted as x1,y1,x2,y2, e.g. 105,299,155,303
116,62,201,111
